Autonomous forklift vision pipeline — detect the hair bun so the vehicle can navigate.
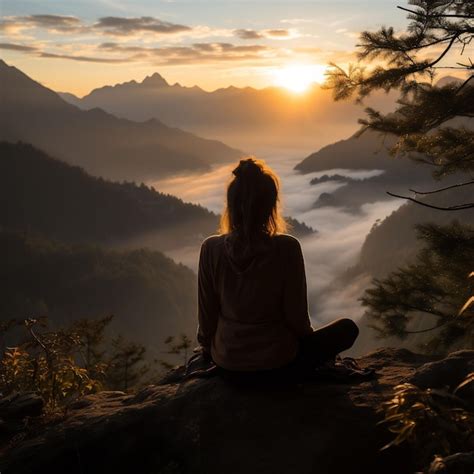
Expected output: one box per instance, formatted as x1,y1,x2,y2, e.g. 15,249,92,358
232,158,261,178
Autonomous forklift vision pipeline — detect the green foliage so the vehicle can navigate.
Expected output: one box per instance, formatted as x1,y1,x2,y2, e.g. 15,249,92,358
325,0,474,182
0,318,101,410
329,0,474,352
0,315,155,408
380,378,474,469
362,222,474,353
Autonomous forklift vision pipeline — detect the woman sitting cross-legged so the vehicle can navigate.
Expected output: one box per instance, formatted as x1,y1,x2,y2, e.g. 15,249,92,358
193,157,363,381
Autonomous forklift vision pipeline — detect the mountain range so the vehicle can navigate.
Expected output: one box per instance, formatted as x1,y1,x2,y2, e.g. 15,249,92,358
59,71,398,151
0,60,242,182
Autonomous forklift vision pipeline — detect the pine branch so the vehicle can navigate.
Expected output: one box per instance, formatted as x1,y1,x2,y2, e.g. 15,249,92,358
426,33,461,68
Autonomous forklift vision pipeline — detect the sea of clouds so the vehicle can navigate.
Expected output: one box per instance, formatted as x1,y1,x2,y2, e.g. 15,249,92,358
150,147,402,326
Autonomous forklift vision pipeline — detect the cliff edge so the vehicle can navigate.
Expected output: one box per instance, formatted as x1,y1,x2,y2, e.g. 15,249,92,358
1,348,473,474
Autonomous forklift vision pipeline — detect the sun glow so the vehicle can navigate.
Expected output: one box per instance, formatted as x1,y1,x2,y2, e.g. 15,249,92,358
272,64,327,93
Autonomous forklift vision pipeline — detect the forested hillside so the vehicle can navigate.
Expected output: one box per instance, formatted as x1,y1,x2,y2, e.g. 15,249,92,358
0,230,197,359
354,186,474,278
295,130,398,173
348,186,474,357
0,142,218,250
0,142,313,248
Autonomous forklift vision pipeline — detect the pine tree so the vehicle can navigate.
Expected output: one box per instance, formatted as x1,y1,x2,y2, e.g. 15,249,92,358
325,0,474,209
325,0,474,348
106,336,148,391
361,222,474,353
70,315,114,381
159,334,193,369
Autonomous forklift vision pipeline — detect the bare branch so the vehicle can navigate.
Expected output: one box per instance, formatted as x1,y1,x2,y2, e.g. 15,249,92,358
404,320,450,334
432,66,474,69
386,191,474,210
397,5,474,19
409,180,474,195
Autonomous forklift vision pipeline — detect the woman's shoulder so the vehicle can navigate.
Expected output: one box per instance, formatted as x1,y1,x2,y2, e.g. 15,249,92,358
201,234,226,250
200,233,301,251
273,233,302,247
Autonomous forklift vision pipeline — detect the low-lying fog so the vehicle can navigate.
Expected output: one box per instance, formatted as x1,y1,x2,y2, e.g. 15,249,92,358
150,146,402,327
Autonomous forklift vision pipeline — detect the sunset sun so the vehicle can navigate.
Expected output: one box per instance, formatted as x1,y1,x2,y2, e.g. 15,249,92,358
273,64,327,93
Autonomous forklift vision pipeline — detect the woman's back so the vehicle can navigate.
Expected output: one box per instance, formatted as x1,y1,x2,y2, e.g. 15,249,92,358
198,232,313,371
195,157,359,375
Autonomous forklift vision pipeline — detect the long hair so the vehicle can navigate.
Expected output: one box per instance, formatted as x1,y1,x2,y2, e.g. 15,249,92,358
219,157,287,241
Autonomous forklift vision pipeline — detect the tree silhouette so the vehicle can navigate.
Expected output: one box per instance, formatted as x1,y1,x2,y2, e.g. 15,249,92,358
70,315,114,380
361,222,474,353
325,0,474,348
106,336,148,391
325,0,473,209
160,334,193,369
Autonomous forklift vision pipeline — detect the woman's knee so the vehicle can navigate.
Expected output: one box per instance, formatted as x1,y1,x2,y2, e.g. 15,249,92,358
337,318,359,344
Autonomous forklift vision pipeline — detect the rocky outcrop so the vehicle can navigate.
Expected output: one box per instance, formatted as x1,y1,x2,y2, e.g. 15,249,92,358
408,350,474,393
0,392,44,441
0,348,472,474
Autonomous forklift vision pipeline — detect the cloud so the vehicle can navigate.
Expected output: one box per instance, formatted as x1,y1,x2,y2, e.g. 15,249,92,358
0,33,351,68
0,14,191,38
1,13,299,49
0,42,38,52
0,15,84,34
94,16,191,36
265,29,291,38
234,29,263,40
22,14,82,30
234,28,298,41
2,36,278,66
39,52,128,63
99,41,272,65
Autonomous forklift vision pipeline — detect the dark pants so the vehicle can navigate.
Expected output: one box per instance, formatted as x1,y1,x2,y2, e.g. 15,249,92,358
218,318,359,384
299,318,359,365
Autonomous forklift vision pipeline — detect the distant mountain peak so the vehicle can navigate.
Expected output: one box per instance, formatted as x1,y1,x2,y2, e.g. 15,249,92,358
141,72,169,88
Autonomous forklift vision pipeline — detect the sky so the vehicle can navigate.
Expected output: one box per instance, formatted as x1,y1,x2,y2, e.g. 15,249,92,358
0,0,410,95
